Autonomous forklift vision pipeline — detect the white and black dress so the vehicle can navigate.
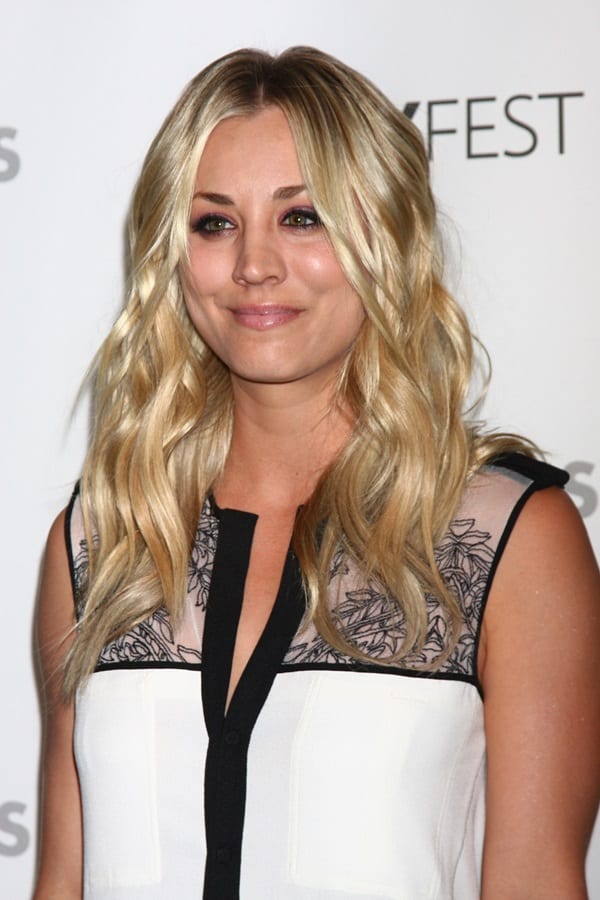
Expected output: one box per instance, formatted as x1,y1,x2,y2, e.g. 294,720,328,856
66,453,568,900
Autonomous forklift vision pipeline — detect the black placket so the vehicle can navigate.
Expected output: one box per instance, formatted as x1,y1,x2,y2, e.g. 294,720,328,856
201,506,305,899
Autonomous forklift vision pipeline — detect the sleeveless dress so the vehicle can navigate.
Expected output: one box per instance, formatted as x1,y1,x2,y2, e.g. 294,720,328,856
66,453,568,900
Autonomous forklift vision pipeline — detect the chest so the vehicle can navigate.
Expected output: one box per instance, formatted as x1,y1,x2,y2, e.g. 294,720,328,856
71,492,503,898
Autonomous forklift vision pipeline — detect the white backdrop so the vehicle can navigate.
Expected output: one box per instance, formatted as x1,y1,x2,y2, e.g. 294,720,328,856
2,1,599,895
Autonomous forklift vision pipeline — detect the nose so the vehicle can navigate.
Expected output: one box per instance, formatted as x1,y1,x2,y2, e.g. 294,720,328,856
232,225,286,286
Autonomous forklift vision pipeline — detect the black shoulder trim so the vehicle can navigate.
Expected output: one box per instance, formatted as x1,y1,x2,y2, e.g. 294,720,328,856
64,481,81,613
491,452,569,488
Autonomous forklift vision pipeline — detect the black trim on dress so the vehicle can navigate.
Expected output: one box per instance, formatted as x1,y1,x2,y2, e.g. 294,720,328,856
201,508,305,899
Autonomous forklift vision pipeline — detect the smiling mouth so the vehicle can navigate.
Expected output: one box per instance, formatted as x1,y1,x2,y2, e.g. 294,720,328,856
229,305,303,330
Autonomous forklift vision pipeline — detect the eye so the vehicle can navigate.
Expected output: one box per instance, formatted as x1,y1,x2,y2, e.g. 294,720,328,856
191,214,235,235
281,207,321,229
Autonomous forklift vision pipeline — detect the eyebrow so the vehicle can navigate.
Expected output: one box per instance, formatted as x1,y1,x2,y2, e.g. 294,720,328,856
274,184,306,200
192,184,307,203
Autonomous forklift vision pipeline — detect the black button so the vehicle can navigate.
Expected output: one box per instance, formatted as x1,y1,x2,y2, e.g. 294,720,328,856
224,729,240,745
216,846,232,864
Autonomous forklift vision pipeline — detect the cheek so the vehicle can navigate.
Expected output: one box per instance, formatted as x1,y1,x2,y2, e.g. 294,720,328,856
180,268,219,346
183,246,232,299
305,253,365,335
180,270,201,322
299,249,364,327
305,252,364,320
301,249,347,287
345,297,367,345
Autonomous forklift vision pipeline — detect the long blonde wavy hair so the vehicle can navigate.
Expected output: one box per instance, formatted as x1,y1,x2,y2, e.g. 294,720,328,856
63,46,534,696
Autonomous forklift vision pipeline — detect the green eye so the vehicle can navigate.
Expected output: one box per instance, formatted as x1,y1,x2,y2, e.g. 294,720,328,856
193,215,234,234
282,208,321,228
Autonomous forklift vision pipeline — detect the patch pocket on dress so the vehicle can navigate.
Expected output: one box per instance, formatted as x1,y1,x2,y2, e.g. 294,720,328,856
287,672,432,897
75,670,161,889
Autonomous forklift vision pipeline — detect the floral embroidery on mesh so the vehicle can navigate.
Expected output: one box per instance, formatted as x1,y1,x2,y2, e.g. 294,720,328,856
72,542,91,619
97,607,201,666
283,517,494,676
74,499,219,667
188,501,219,610
76,500,494,675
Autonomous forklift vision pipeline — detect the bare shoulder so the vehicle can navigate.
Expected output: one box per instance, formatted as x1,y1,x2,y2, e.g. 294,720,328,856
37,508,77,691
481,486,599,652
479,487,600,898
503,485,597,571
42,508,72,598
480,484,600,703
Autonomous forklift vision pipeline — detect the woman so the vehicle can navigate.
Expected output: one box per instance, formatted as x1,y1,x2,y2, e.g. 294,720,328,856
35,47,600,899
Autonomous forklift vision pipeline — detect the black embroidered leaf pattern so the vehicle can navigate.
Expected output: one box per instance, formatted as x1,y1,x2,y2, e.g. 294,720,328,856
77,499,219,668
284,516,494,676
188,500,219,610
72,540,91,619
284,638,348,666
77,493,496,676
99,611,175,664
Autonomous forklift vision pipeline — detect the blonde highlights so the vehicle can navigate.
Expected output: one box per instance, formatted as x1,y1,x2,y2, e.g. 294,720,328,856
63,47,534,695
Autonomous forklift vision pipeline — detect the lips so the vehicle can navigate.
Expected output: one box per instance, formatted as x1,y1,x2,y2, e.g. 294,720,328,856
229,305,303,330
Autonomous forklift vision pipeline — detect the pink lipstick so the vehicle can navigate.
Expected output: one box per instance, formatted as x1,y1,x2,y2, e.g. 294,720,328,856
230,305,303,330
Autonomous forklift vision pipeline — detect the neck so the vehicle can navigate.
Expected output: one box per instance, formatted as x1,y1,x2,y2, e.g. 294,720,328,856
215,376,354,512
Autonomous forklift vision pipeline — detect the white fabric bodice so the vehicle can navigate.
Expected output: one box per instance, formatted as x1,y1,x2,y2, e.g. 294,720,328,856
67,455,568,899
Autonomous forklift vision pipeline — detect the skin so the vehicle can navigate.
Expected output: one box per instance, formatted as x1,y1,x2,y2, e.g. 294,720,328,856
34,106,600,897
479,488,600,899
35,511,82,899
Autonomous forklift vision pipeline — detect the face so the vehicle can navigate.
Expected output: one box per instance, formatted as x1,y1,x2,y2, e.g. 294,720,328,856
181,106,365,395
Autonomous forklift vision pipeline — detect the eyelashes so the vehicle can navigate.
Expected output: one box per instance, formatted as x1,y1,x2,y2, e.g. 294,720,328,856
190,207,322,236
191,214,235,235
281,207,321,229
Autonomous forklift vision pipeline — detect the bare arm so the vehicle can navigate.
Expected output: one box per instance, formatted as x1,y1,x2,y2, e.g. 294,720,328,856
480,488,600,899
34,510,83,899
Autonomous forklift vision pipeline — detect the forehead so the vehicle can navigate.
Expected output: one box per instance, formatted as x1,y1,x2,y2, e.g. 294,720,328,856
194,107,303,188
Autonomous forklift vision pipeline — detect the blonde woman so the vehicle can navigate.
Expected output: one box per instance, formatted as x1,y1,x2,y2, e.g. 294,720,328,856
35,48,600,900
